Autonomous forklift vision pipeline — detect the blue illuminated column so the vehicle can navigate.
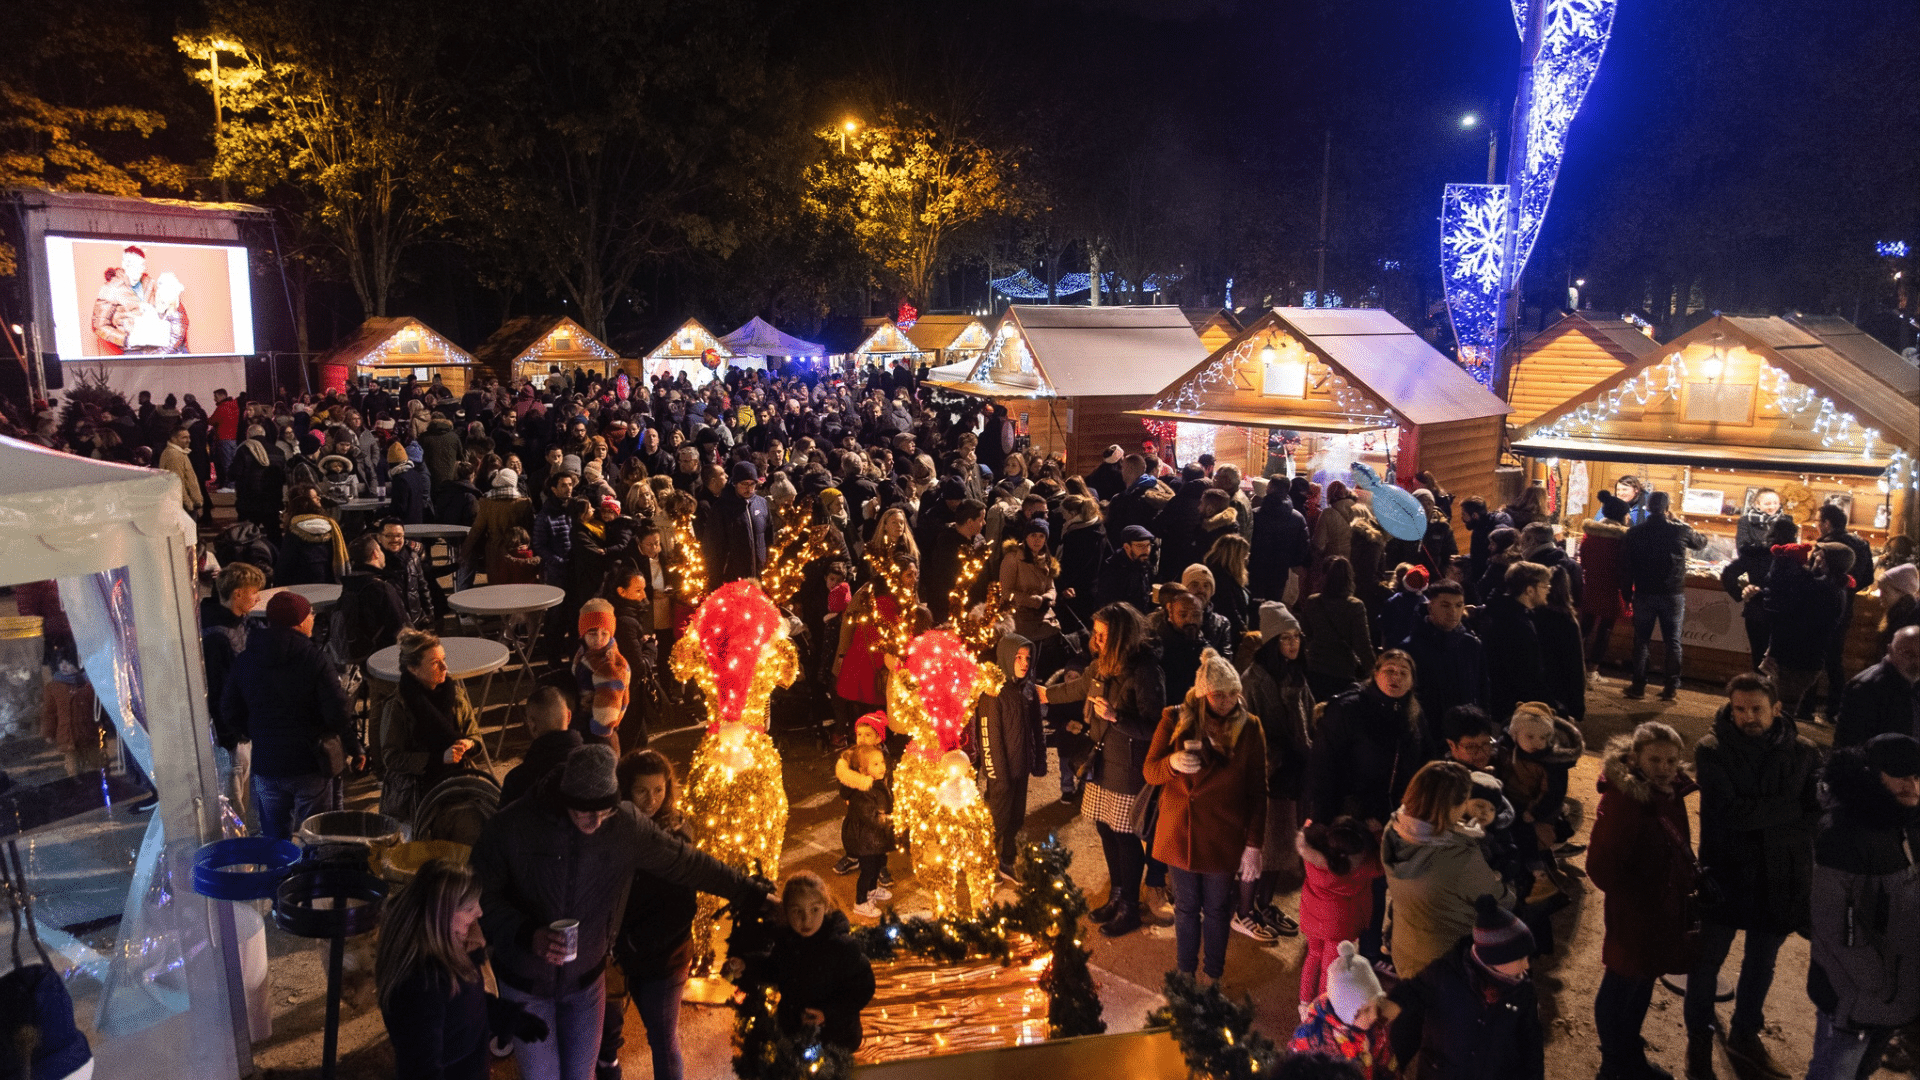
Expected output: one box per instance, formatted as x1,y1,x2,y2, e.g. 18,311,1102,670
1442,0,1618,391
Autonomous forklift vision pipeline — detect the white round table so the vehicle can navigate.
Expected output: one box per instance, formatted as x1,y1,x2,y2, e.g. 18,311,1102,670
336,498,386,514
449,585,566,754
250,583,344,615
365,636,509,684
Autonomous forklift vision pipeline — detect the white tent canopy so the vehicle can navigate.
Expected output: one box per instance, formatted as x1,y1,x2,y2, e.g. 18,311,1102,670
718,316,825,359
0,437,243,1077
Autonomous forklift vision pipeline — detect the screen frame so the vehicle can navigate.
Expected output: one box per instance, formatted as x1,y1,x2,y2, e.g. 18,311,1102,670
43,234,256,360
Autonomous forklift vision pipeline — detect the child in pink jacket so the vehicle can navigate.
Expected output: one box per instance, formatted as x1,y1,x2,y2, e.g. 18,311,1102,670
1297,816,1384,1005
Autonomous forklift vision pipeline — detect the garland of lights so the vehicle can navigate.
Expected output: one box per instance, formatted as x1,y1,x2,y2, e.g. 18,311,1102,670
1526,354,1917,491
952,581,1013,660
886,631,1003,919
1139,329,1395,453
357,321,474,370
846,543,920,662
727,835,1105,1080
670,580,799,971
987,270,1182,300
967,321,1050,395
669,508,708,608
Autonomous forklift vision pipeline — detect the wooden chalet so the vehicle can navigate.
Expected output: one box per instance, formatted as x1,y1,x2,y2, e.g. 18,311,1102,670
474,316,619,385
636,318,734,388
1507,312,1661,427
903,315,992,368
315,316,475,394
927,305,1208,476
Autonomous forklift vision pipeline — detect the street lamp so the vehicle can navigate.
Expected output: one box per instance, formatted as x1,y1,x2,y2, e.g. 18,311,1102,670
1461,112,1498,184
839,118,859,154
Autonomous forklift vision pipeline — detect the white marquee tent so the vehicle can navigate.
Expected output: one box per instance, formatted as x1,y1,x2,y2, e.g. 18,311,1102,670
0,437,245,1078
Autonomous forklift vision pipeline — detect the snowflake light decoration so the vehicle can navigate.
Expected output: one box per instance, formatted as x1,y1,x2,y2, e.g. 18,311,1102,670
1442,0,1616,387
1440,184,1508,385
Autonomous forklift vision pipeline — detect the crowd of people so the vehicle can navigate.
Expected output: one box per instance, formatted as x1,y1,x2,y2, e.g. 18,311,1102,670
13,354,1920,1080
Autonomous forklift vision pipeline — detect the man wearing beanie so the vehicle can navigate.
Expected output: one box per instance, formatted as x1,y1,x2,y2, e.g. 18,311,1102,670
1381,893,1543,1080
1142,648,1271,973
705,459,771,583
385,435,430,525
220,589,359,840
1087,444,1127,501
473,744,765,1080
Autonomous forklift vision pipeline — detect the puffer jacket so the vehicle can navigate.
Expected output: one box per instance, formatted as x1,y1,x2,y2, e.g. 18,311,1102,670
1312,495,1357,565
1763,550,1846,671
1381,813,1514,979
1249,495,1310,600
1692,706,1821,936
1295,591,1375,684
1807,747,1920,1027
1307,683,1424,826
417,418,462,486
220,624,356,779
1621,513,1707,599
999,550,1060,641
1240,636,1313,800
1579,518,1630,620
471,776,754,998
1585,738,1699,978
276,514,346,586
1387,937,1544,1080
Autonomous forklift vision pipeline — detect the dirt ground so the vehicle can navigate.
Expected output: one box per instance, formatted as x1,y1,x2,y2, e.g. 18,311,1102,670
246,658,1877,1079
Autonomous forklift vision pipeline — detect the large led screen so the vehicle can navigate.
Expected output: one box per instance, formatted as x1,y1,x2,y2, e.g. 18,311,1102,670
44,236,255,359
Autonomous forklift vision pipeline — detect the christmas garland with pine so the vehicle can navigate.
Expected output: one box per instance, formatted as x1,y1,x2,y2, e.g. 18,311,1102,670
729,833,1105,1080
1145,972,1282,1080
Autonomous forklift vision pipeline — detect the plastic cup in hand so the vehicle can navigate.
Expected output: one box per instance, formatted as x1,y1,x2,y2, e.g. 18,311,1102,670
550,919,579,963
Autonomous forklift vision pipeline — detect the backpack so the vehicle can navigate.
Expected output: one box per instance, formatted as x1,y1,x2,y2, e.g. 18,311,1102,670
214,522,277,583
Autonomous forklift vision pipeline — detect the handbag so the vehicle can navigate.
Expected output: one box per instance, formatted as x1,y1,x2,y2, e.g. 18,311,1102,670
315,732,348,778
1126,781,1162,839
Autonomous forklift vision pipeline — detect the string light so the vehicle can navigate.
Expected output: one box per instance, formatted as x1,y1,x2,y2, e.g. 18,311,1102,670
670,580,799,971
354,319,475,373
669,508,708,608
760,505,833,609
1142,326,1395,431
987,270,1181,300
966,318,1050,395
848,323,925,368
886,630,1003,918
1878,241,1911,258
644,319,733,388
846,542,919,662
509,319,616,379
1440,183,1506,385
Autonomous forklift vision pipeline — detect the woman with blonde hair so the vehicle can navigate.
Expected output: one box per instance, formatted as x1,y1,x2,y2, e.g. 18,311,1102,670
1203,534,1253,644
1380,759,1516,978
863,506,920,575
379,628,488,824
377,858,547,1078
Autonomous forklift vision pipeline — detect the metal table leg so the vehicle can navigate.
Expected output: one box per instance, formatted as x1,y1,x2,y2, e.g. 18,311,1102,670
489,609,549,759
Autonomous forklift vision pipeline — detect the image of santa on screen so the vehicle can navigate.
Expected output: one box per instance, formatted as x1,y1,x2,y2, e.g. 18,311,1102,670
90,244,189,354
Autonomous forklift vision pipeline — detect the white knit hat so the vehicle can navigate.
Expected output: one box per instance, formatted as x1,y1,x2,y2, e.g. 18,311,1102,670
1326,940,1383,1025
1193,647,1240,698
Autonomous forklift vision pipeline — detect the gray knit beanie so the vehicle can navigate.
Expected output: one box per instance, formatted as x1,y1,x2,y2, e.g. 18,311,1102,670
558,745,620,812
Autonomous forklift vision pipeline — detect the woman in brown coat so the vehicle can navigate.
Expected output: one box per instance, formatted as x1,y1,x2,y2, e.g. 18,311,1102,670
1143,648,1268,981
999,518,1060,644
463,469,534,585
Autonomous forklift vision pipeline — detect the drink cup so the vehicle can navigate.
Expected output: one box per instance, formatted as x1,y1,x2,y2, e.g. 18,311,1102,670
550,919,580,963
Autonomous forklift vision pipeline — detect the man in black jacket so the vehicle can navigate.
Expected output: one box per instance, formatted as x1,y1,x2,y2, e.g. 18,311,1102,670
221,591,360,840
1479,561,1556,722
1833,625,1920,748
1461,497,1513,584
1683,673,1820,1080
1816,502,1876,718
1621,491,1707,699
1398,582,1489,753
704,461,771,584
474,744,763,1080
918,498,986,621
1095,525,1155,612
498,687,582,805
1248,487,1310,603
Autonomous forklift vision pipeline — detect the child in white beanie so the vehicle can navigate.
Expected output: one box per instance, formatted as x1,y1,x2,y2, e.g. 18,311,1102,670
1286,940,1395,1078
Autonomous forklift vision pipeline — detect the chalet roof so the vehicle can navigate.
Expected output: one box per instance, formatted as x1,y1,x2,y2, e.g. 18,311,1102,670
1516,314,1920,462
472,316,616,369
642,318,731,359
1520,312,1662,363
1003,305,1208,397
1268,308,1509,426
313,316,474,368
1785,313,1920,402
903,315,988,353
1183,307,1243,336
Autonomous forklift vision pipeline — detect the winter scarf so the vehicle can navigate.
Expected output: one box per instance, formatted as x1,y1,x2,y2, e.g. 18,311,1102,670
398,670,468,784
573,641,631,738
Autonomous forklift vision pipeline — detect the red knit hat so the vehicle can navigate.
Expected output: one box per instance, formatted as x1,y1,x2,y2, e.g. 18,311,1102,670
854,712,889,743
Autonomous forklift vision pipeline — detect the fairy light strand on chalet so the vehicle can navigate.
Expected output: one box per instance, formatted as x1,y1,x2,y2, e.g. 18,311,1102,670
1531,352,1915,490
1139,330,1394,446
